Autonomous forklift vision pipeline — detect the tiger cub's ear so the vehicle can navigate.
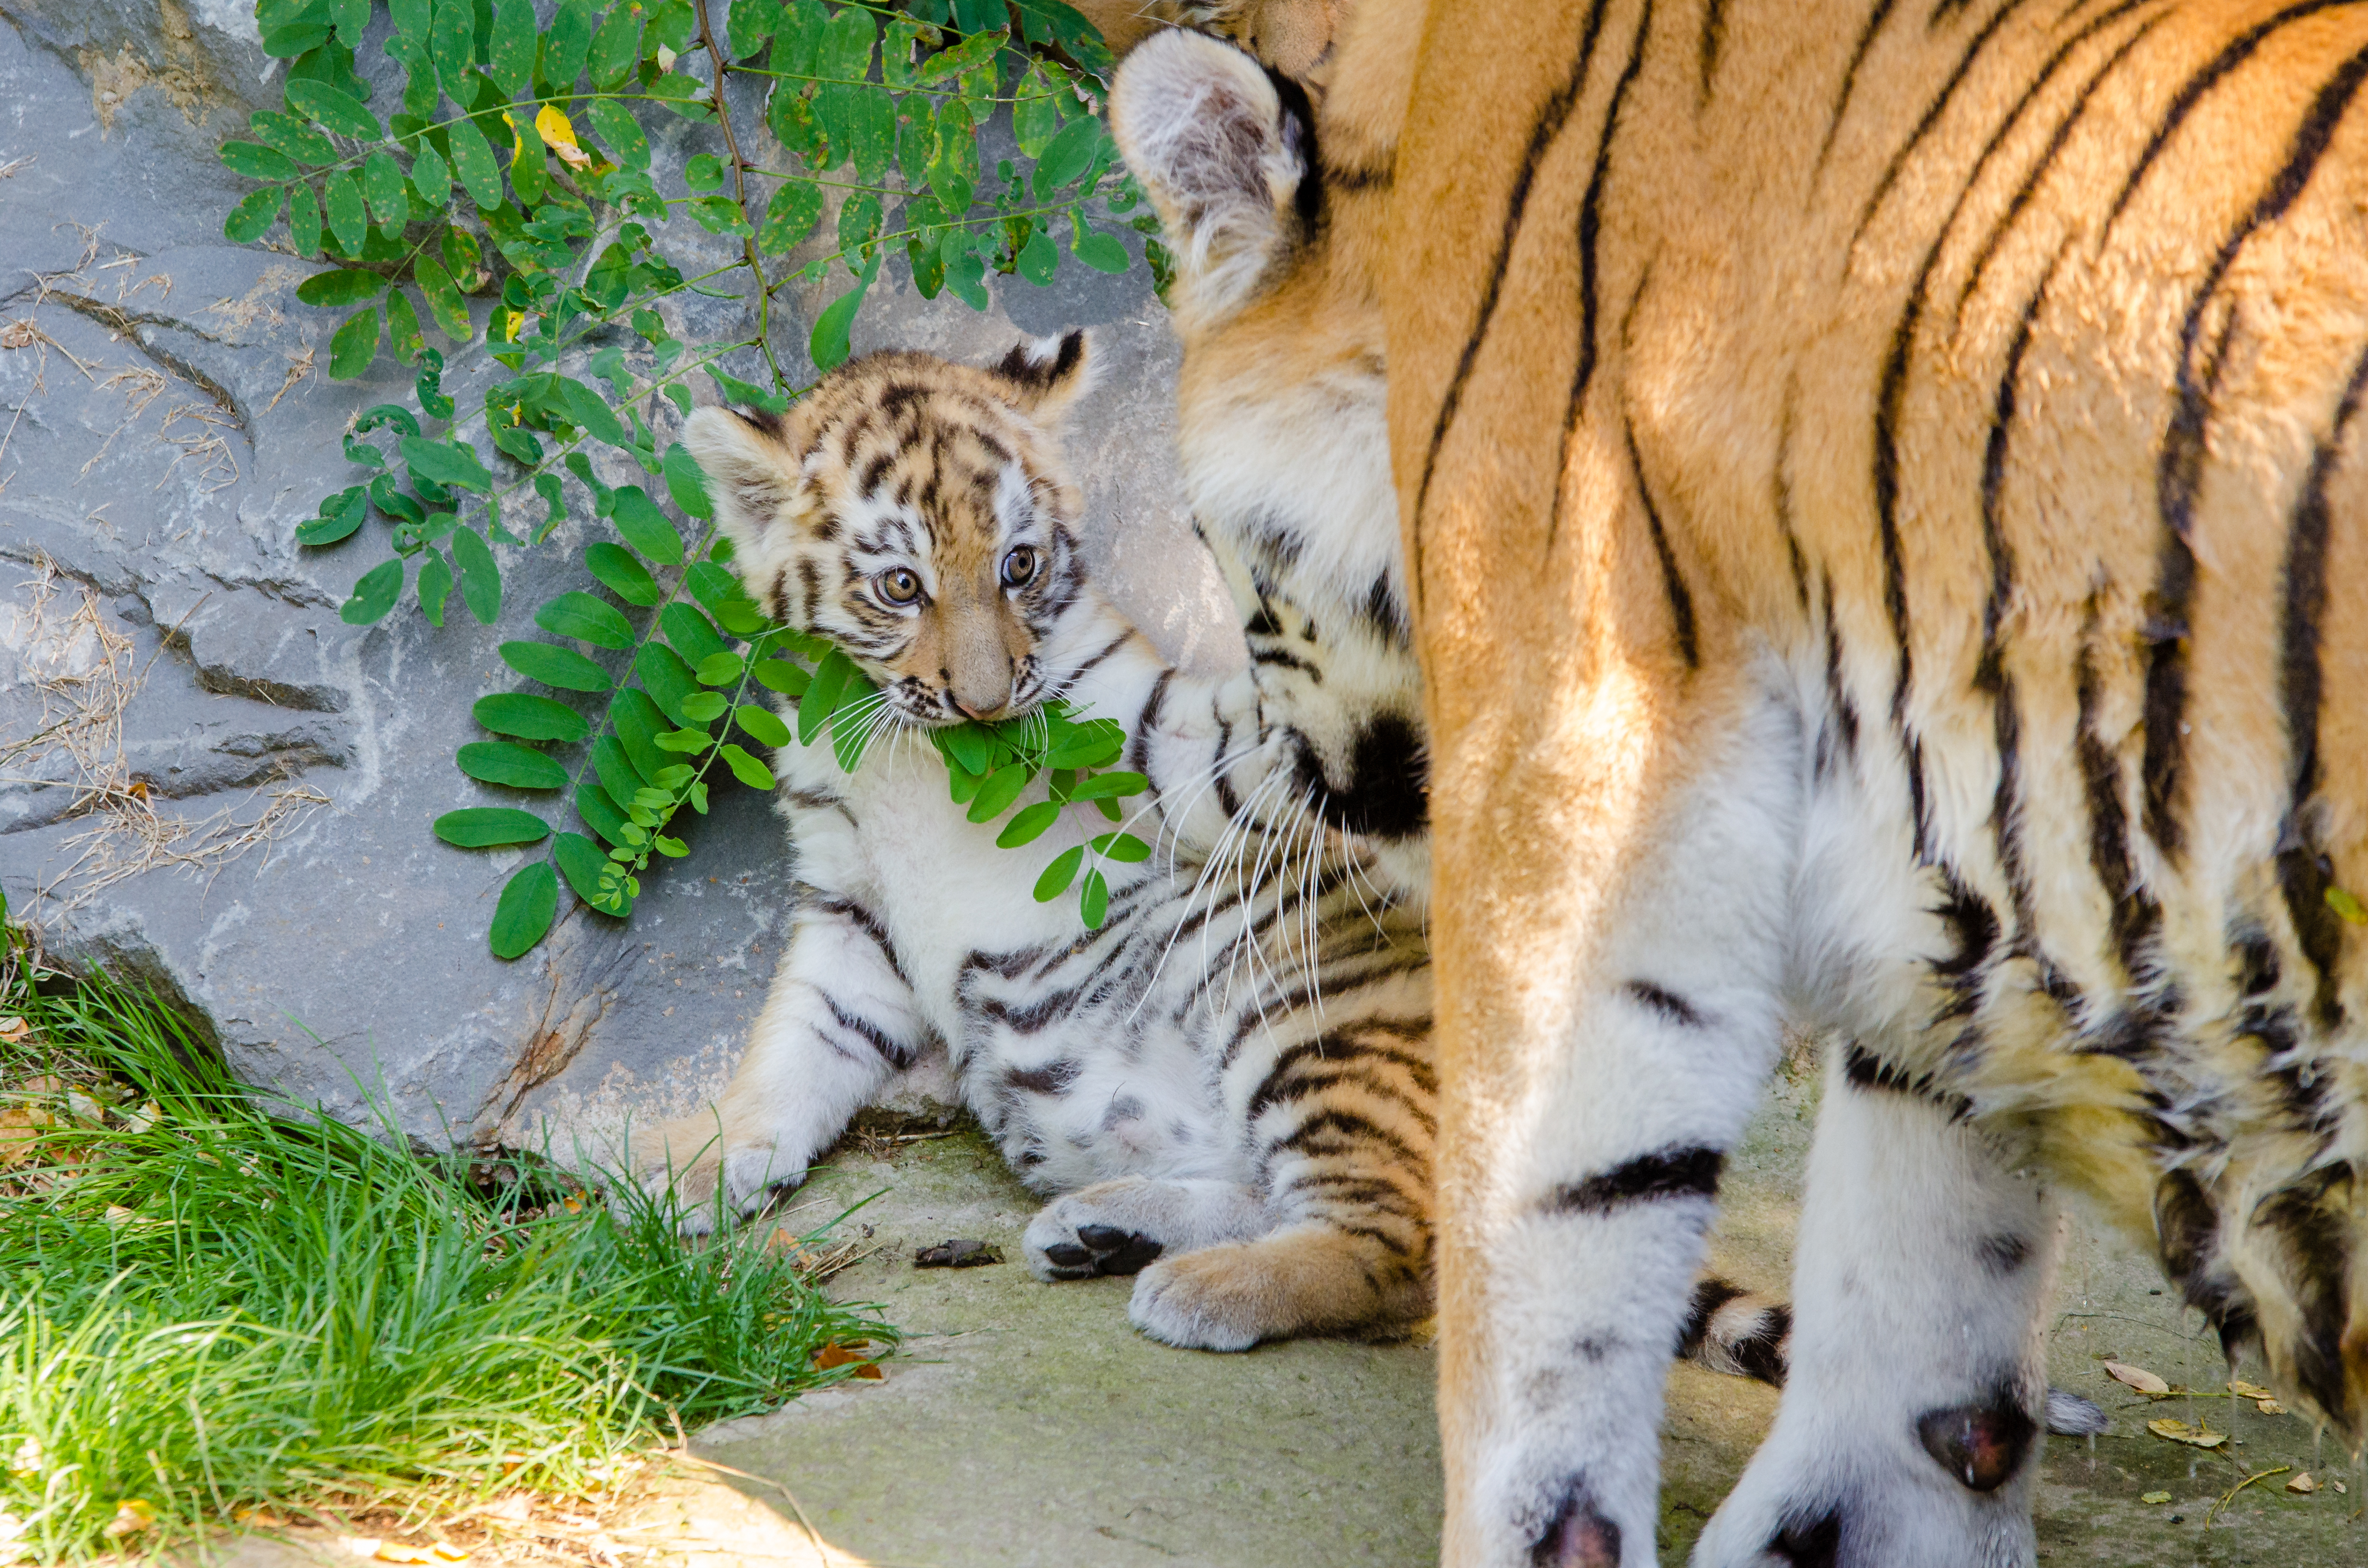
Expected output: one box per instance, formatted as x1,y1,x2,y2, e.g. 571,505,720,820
1111,29,1311,322
681,406,804,611
990,330,1097,427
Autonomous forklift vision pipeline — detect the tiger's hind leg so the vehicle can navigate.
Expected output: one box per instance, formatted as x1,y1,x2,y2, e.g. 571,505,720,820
1125,1015,1437,1350
1692,1049,2062,1568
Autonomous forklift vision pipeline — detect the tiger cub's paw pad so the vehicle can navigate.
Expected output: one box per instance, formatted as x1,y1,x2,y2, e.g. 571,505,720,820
1025,1199,1165,1279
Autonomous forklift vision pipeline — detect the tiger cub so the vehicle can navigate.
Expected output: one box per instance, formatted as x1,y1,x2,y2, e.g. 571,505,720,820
626,333,1791,1369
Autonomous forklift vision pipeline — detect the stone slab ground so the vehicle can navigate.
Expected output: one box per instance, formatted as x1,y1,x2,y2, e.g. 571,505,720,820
689,1057,2368,1567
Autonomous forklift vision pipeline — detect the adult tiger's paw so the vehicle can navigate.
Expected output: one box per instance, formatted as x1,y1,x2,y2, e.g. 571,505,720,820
624,1113,807,1236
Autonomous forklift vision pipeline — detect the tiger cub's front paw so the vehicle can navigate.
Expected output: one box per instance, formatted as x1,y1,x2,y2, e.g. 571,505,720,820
626,1112,807,1236
1024,1191,1166,1279
1127,1221,1430,1353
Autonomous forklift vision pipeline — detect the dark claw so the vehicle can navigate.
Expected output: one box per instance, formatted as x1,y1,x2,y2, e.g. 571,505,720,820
1042,1242,1093,1268
1076,1223,1164,1275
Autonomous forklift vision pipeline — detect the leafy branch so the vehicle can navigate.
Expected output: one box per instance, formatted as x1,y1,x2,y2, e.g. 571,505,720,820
224,0,1164,957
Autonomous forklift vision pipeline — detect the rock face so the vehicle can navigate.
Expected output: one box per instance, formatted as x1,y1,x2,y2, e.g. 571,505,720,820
0,6,1238,1153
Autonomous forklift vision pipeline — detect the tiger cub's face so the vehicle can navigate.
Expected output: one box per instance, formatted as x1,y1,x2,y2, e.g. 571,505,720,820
683,333,1104,727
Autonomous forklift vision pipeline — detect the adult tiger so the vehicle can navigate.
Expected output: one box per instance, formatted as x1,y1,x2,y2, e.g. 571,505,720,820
1110,2,2368,1564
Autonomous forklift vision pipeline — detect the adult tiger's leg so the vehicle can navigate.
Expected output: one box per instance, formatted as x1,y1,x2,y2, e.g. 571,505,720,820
1693,1053,2062,1568
1428,675,1800,1568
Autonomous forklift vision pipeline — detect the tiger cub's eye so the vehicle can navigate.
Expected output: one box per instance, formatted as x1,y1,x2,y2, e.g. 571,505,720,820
875,567,922,605
1000,545,1040,588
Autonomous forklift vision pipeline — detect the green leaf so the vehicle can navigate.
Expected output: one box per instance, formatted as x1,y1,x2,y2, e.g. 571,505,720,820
559,377,626,447
321,170,367,254
662,443,713,518
937,721,993,775
474,692,590,742
585,542,662,606
296,485,369,547
585,96,650,170
609,485,684,565
927,95,977,213
1064,770,1148,802
1014,226,1059,286
679,690,728,723
808,250,879,375
339,556,405,625
684,153,728,192
384,287,423,364
589,4,641,88
996,799,1060,849
536,590,634,649
734,703,791,748
798,648,855,744
752,658,810,697
554,830,628,912
574,781,631,848
391,0,432,46
489,862,559,958
456,740,568,790
1079,867,1109,928
966,763,1030,824
456,528,509,625
918,25,1004,83
328,0,372,47
434,807,551,847
287,78,384,140
412,255,472,341
728,0,782,55
634,642,701,724
757,179,822,255
656,727,713,755
447,114,505,207
298,267,387,309
250,110,339,165
487,0,538,96
417,547,454,625
719,742,777,790
1033,844,1083,902
1014,64,1065,157
609,689,671,782
500,640,612,693
401,434,494,493
831,692,879,771
659,603,726,668
695,650,744,686
1033,117,1099,199
223,186,286,244
219,140,299,180
2328,885,2368,926
362,149,410,225
509,107,550,207
287,184,322,257
1092,831,1152,863
1072,228,1129,274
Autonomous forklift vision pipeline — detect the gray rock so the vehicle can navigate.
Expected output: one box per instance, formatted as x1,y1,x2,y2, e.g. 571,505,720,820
0,8,1237,1150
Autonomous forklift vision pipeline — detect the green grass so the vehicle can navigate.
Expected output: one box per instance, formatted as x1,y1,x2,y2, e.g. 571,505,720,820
0,925,891,1562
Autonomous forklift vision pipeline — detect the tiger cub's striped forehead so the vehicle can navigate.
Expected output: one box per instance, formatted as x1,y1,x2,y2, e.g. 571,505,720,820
806,375,1075,567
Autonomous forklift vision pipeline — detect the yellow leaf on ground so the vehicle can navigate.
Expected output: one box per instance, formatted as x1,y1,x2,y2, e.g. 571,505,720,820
430,1545,470,1561
0,1016,27,1043
2147,1417,2228,1448
2227,1379,2274,1400
2256,1398,2285,1415
2140,1491,2172,1504
2105,1361,2170,1396
101,1500,154,1539
374,1544,435,1563
2287,1472,2319,1493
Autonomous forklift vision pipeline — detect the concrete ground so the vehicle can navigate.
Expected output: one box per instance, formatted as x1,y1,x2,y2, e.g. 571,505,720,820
691,1058,2368,1567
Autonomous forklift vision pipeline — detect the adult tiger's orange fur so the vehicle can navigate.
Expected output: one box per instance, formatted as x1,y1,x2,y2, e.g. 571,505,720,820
1110,1,2368,1563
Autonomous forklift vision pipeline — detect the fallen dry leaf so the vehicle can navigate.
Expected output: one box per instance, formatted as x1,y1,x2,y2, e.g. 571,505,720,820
2140,1491,2172,1504
429,1547,470,1562
914,1238,1001,1268
2105,1361,2170,1396
373,1544,436,1563
0,1017,27,1045
101,1500,153,1539
2334,1479,2348,1493
103,1205,136,1226
811,1343,883,1379
0,321,32,351
2228,1379,2274,1400
2147,1416,2228,1448
2288,1472,2319,1494
2256,1398,2285,1415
